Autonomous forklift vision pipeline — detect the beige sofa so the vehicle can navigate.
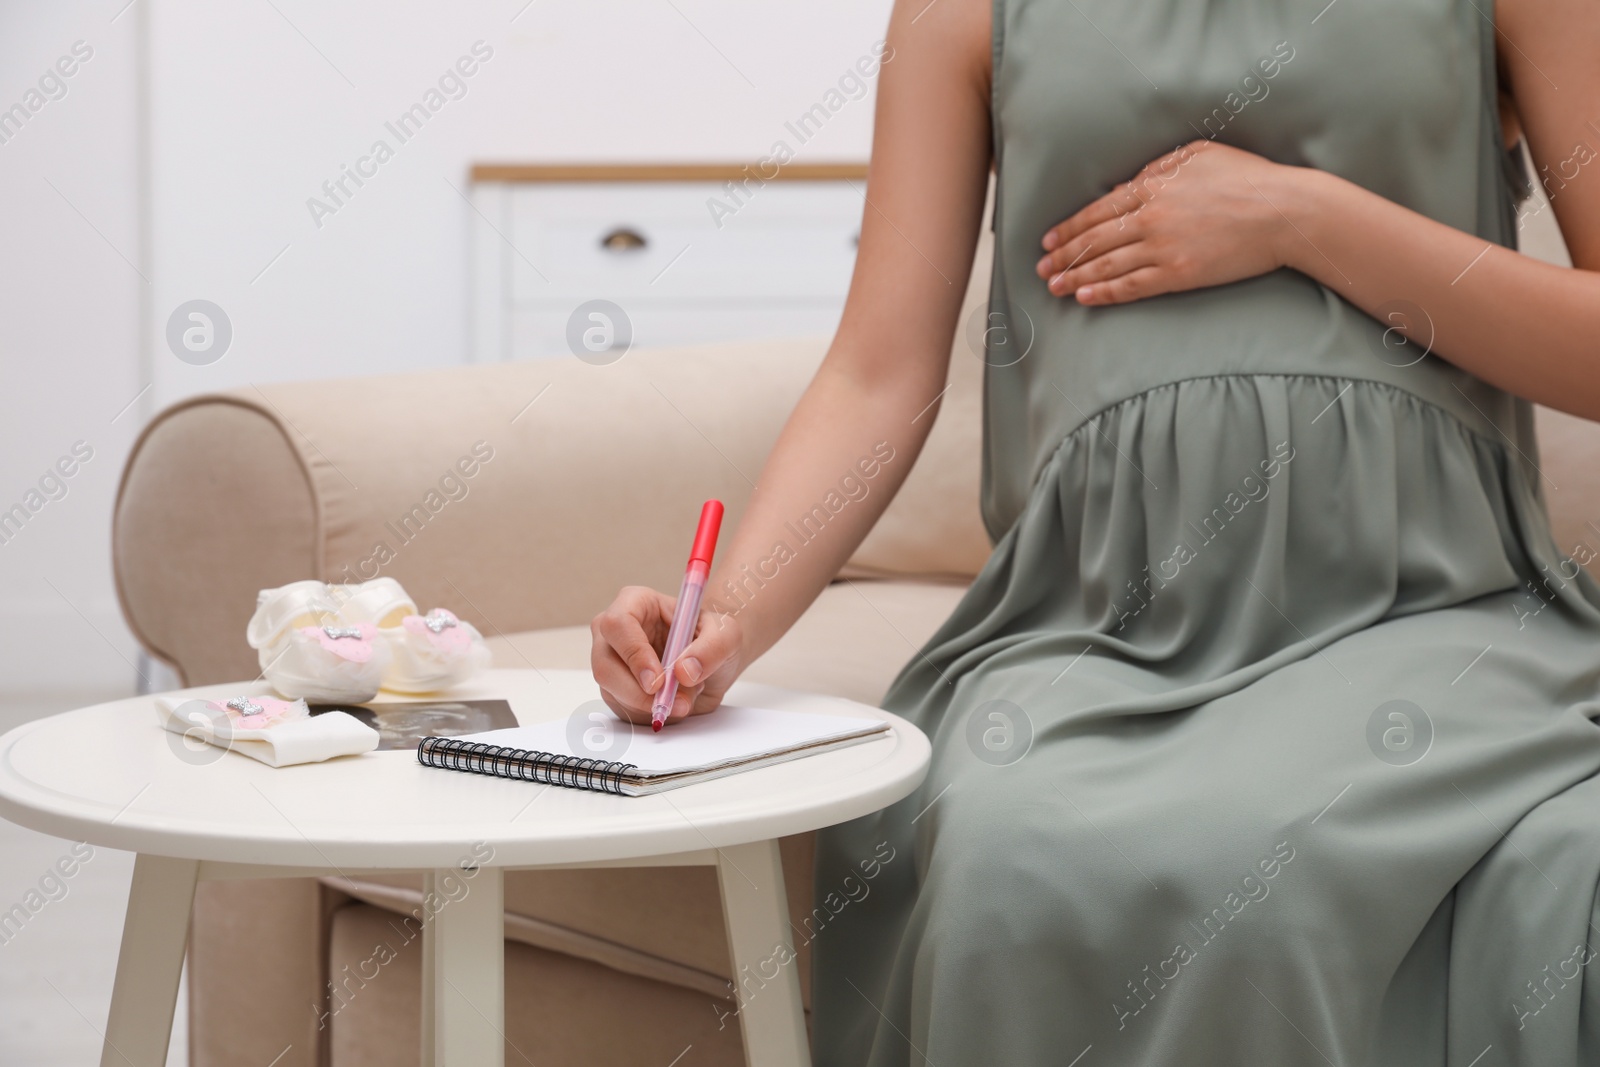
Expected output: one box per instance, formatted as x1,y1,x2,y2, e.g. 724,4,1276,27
113,231,1600,1064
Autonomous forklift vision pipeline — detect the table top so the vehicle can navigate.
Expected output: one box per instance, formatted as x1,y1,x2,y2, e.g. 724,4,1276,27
0,669,930,869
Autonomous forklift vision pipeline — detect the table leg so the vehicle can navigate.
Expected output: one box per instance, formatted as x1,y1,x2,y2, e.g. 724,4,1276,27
424,866,504,1067
420,872,435,1067
100,854,200,1067
718,840,810,1067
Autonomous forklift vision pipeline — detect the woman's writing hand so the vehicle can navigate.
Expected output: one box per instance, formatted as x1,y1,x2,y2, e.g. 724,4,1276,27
1035,141,1304,306
590,585,745,726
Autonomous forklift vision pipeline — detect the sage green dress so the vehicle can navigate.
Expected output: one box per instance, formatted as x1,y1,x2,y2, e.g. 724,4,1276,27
813,0,1600,1063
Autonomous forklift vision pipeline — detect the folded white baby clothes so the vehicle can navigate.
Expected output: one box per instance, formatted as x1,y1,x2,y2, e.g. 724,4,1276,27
156,694,379,767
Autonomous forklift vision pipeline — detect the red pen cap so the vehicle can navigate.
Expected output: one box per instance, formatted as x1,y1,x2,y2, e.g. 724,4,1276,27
689,500,724,566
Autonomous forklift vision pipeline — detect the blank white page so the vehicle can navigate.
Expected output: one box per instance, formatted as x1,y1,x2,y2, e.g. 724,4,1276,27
454,704,888,776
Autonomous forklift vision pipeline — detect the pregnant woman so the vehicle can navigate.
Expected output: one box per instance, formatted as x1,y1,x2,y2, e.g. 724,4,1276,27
592,0,1600,1061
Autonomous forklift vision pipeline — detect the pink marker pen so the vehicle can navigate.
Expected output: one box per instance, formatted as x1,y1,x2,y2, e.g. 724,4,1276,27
652,500,725,731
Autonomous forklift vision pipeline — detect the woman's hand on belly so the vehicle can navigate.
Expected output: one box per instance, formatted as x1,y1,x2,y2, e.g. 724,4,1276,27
1034,140,1300,306
1023,0,1600,422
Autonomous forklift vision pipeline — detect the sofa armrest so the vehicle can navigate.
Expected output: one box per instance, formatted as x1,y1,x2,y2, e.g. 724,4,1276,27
116,340,828,684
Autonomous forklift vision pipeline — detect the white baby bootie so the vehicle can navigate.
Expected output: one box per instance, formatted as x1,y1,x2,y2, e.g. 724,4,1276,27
247,580,391,702
330,578,490,694
387,607,491,694
326,576,416,632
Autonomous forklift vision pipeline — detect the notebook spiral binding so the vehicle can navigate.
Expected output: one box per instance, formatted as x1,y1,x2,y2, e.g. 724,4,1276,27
417,736,638,795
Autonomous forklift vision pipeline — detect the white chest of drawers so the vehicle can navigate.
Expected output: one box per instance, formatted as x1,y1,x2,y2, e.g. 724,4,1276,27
469,164,867,362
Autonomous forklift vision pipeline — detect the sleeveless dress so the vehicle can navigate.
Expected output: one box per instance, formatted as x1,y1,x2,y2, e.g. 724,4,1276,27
812,0,1600,1064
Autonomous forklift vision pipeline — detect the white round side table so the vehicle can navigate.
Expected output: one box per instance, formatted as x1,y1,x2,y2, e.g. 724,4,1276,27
0,668,930,1067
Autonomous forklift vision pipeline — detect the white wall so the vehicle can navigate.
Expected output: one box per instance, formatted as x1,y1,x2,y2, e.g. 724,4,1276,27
148,0,893,401
0,0,893,693
0,3,144,694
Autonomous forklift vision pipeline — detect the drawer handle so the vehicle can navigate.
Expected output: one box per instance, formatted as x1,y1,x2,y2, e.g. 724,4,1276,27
600,227,648,252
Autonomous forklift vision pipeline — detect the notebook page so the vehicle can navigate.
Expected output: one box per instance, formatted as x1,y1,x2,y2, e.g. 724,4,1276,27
453,704,887,775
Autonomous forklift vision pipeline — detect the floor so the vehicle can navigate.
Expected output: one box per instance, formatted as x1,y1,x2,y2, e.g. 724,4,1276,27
0,687,189,1067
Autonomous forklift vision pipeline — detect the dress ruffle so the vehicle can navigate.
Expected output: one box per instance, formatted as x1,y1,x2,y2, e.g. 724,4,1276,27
929,374,1600,715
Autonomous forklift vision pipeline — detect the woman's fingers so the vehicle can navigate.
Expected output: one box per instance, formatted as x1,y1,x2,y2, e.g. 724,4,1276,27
593,644,655,723
1038,140,1212,288
664,679,705,723
670,614,740,690
590,586,669,720
1036,213,1145,283
1037,141,1290,306
603,692,657,726
591,591,746,727
1048,242,1160,298
1039,169,1169,255
1041,188,1132,253
598,586,668,689
1074,266,1175,306
664,612,744,723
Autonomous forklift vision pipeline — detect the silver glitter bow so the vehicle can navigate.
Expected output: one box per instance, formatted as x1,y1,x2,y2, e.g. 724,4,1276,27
422,610,458,634
321,626,365,640
226,696,265,716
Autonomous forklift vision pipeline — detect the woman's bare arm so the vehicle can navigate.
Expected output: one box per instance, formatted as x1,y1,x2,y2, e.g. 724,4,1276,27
1032,0,1600,420
591,0,993,724
1274,0,1600,417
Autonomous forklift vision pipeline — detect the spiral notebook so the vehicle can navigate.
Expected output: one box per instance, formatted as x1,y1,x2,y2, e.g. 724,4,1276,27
416,704,890,796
